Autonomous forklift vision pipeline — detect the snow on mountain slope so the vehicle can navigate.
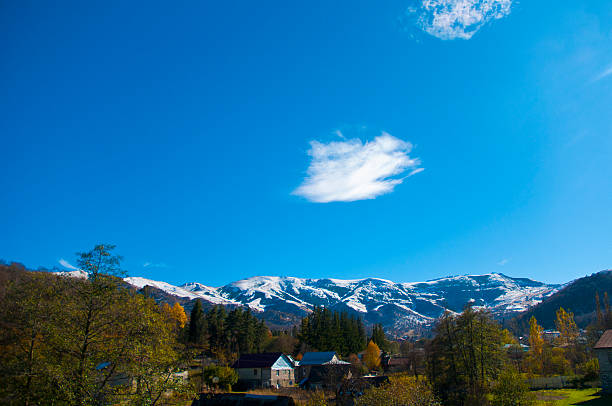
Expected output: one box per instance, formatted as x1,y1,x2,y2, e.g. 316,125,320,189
125,277,238,305
120,273,559,330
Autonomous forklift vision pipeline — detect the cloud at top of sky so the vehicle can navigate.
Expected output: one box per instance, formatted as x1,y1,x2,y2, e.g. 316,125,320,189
404,0,513,40
293,132,422,203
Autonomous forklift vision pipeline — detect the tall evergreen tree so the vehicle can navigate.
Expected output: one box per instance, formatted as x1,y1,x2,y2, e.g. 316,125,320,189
297,307,366,356
188,299,206,345
370,324,388,352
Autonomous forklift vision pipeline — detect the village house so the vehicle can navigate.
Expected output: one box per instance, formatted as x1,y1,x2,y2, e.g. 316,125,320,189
542,329,561,342
232,352,295,389
594,329,612,393
383,355,411,373
297,351,351,389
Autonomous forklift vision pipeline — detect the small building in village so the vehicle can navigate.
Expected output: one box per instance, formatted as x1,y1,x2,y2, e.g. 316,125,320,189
594,329,612,393
383,355,411,373
232,352,295,389
297,351,351,389
542,329,561,342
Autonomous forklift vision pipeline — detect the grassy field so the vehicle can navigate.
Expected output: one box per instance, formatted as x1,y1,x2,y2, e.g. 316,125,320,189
534,388,611,405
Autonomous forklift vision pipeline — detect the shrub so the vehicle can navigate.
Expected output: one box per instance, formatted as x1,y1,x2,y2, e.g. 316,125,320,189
201,365,238,392
491,368,535,406
580,358,599,381
355,375,440,406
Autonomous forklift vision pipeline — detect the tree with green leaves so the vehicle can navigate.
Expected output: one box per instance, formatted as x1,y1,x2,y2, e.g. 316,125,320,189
426,307,506,406
200,365,238,392
0,269,61,405
52,244,131,405
490,368,534,406
0,245,194,405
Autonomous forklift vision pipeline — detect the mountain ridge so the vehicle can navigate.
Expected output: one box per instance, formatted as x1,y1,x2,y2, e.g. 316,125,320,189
117,272,560,335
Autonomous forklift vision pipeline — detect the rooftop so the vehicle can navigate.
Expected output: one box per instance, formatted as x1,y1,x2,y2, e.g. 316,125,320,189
232,352,286,369
594,330,612,349
300,351,350,366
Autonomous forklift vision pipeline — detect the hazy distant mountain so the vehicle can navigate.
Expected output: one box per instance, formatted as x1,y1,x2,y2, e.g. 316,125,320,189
124,273,560,335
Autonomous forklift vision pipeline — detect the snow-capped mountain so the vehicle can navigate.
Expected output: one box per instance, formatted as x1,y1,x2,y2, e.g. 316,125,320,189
122,273,560,333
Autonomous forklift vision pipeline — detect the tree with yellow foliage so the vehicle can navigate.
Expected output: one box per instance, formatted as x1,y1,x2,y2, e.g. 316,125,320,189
363,340,381,371
171,302,187,328
525,316,544,374
501,329,518,345
555,307,578,347
162,302,188,329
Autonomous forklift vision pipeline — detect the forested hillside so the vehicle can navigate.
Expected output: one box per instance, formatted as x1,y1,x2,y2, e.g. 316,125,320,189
510,270,612,332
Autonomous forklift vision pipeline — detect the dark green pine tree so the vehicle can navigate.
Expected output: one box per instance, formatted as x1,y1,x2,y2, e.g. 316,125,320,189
357,319,367,350
188,299,206,345
206,305,228,353
255,319,268,352
370,324,388,352
296,307,367,356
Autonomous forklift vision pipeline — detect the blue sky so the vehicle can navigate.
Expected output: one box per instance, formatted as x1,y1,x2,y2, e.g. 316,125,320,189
1,1,610,286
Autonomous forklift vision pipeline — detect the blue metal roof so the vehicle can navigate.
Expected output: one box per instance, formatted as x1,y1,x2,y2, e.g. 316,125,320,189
299,351,338,366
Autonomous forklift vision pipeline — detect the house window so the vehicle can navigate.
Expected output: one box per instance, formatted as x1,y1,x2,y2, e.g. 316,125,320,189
276,370,279,376
254,369,257,376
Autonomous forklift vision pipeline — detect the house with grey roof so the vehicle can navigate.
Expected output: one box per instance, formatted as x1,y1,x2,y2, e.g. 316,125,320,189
300,351,349,366
232,353,295,389
297,352,350,388
594,330,612,393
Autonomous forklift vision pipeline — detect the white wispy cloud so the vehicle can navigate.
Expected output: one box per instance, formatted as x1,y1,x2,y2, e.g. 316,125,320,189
497,258,509,266
293,132,422,203
406,0,513,40
593,65,612,82
59,258,81,270
143,262,167,268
